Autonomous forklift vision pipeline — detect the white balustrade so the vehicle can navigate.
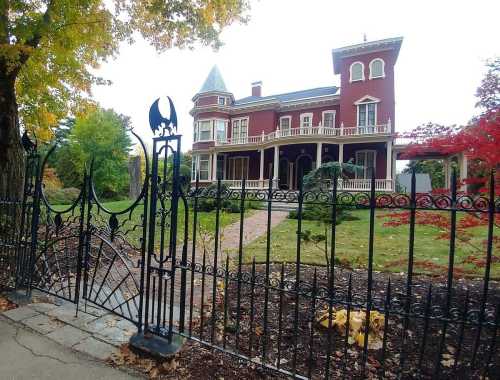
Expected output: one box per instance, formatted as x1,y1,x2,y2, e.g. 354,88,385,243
215,123,390,146
220,178,393,191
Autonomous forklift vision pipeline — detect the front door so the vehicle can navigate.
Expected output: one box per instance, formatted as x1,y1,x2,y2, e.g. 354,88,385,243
279,159,289,189
296,155,313,189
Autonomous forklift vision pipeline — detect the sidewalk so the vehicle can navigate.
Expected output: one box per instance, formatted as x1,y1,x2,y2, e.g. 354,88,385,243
0,315,142,380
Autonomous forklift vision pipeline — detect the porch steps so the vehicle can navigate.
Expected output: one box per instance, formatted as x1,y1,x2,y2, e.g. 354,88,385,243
254,203,298,212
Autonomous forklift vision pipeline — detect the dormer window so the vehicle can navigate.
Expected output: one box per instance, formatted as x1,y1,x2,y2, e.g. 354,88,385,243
369,58,385,79
349,61,364,82
218,96,227,105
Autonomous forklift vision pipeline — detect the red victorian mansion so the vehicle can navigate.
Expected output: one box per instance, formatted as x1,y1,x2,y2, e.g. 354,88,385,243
190,37,403,191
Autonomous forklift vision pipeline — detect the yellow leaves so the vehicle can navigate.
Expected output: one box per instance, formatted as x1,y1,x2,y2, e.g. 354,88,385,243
317,308,386,350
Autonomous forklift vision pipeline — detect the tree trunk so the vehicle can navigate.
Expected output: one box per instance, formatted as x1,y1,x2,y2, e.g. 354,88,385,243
0,67,24,200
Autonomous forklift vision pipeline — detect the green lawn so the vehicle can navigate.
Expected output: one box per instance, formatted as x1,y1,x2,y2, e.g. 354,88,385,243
50,200,243,249
240,209,499,278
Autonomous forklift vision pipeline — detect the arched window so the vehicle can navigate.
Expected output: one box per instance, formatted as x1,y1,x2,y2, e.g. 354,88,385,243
369,58,385,79
349,61,364,82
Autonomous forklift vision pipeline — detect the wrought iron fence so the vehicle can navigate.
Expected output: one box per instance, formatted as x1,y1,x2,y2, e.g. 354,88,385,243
168,173,500,379
2,127,499,379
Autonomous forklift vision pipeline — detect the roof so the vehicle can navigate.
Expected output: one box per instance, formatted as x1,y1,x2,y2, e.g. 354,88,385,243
199,65,228,93
332,37,403,74
234,86,339,106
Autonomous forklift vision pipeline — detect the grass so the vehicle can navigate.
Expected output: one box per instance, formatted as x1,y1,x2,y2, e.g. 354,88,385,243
50,199,244,249
241,208,500,278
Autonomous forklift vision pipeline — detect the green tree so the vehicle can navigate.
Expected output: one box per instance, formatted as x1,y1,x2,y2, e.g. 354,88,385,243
58,108,132,198
0,0,249,198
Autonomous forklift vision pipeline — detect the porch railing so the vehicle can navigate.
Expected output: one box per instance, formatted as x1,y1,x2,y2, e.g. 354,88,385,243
215,123,391,147
219,178,394,191
220,179,270,189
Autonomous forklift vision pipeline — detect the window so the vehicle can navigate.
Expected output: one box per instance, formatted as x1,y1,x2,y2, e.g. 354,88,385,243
322,111,336,128
195,120,212,141
280,116,291,136
349,61,364,82
300,113,313,129
228,157,249,180
369,58,385,79
355,150,376,179
357,102,377,127
192,154,211,181
232,118,249,143
218,96,227,106
215,120,227,142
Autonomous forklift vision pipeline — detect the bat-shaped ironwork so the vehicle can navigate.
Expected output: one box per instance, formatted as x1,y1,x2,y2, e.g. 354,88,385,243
21,130,37,153
149,96,178,136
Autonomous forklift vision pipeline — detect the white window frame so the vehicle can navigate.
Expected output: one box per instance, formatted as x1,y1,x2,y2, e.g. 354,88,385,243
217,96,227,106
228,156,249,180
231,117,249,143
215,119,228,143
279,115,292,136
355,150,377,179
195,119,213,142
299,113,313,130
192,154,212,181
321,110,336,128
369,58,385,79
355,96,380,129
349,61,365,82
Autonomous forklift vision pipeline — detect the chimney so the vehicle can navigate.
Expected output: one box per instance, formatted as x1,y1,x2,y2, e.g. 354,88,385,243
251,81,262,97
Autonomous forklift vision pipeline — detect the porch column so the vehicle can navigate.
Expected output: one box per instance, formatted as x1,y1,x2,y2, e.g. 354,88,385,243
223,154,227,180
212,151,218,181
338,143,344,165
386,140,392,179
316,142,322,169
273,145,279,183
443,158,450,189
259,149,265,184
460,153,468,191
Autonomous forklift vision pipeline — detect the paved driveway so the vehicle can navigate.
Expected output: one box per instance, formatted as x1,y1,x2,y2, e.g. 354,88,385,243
0,316,142,380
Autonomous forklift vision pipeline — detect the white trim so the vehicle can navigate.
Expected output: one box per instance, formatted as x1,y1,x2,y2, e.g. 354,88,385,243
369,58,386,79
349,61,365,82
321,110,336,128
231,116,250,142
279,115,292,135
195,119,214,142
217,96,227,106
299,113,313,128
356,101,378,128
354,95,381,105
355,150,377,179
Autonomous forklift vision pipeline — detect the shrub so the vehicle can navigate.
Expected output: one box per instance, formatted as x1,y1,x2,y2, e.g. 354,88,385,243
44,187,81,205
194,183,241,213
288,203,358,225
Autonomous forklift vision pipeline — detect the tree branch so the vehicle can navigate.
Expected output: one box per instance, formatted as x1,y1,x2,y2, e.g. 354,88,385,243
0,0,9,44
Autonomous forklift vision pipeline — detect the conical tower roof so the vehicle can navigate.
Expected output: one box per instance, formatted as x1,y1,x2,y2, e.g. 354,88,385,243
199,65,228,93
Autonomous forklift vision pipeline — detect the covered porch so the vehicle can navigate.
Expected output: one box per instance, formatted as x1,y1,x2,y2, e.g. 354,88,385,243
196,140,395,192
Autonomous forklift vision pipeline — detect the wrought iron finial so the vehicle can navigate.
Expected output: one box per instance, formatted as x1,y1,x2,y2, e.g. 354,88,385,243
149,96,178,136
21,130,37,153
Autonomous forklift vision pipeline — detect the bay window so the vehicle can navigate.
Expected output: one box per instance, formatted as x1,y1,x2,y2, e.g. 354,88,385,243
194,120,212,142
215,120,227,143
192,154,211,181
